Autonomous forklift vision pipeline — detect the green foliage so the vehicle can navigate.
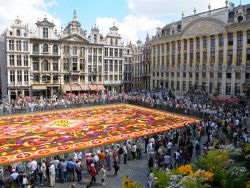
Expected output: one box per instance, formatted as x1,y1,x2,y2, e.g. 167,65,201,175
153,169,171,188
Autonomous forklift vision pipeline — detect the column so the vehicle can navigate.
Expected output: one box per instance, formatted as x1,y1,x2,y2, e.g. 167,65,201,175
199,37,203,86
186,39,190,93
222,32,228,97
241,30,247,95
206,35,211,94
192,37,197,86
231,32,237,96
213,34,219,95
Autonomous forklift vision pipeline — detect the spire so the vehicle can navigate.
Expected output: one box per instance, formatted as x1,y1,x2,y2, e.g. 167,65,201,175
225,0,228,7
240,0,242,6
208,3,211,11
146,32,149,41
194,7,196,14
73,10,77,21
182,11,184,18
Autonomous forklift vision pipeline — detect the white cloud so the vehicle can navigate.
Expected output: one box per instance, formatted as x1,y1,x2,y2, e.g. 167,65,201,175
0,0,60,33
96,15,164,43
127,0,226,17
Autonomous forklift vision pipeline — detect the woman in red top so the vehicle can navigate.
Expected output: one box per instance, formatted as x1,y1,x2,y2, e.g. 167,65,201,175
89,164,97,186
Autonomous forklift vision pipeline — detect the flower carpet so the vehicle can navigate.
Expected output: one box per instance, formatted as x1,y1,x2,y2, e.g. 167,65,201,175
0,104,199,165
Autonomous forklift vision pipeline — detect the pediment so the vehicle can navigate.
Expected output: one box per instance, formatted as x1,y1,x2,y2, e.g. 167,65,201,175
181,18,226,38
60,33,90,44
36,19,55,27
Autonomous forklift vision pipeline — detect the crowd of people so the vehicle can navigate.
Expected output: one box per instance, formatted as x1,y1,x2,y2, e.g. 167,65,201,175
0,88,249,188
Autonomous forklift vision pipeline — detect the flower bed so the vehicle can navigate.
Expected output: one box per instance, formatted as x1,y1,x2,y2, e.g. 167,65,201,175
0,104,199,165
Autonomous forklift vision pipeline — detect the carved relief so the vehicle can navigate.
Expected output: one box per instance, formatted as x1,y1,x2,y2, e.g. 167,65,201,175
182,20,226,38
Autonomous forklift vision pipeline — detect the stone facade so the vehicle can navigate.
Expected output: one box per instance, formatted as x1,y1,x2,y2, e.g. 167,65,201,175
151,3,250,97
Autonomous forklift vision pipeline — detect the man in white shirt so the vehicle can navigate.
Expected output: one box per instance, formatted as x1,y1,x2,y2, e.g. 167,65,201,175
49,163,56,187
123,144,128,164
167,141,173,155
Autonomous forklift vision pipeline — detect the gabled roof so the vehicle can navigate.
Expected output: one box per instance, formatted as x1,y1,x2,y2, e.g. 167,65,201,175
60,33,90,44
36,18,55,27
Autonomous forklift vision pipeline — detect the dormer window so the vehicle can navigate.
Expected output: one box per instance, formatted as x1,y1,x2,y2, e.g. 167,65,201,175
10,31,12,36
16,29,20,36
43,28,48,38
238,16,243,23
43,44,49,53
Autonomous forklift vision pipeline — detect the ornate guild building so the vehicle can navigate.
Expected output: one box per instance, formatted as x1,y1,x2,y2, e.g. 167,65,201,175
151,2,250,97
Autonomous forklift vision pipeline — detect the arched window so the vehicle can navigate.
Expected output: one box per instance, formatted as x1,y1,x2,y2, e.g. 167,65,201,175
53,45,58,54
42,59,50,71
53,75,58,83
16,29,20,36
33,75,40,83
42,75,51,83
43,44,49,53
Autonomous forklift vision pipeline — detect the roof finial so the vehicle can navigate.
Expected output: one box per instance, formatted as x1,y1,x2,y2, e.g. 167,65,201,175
73,10,77,21
208,3,211,11
194,7,196,14
225,0,228,7
45,14,47,18
182,11,184,18
113,21,115,26
240,0,242,5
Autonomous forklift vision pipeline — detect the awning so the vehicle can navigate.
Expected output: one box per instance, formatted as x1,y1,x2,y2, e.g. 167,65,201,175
62,85,71,92
71,84,82,91
31,85,47,90
96,85,105,91
88,85,97,91
80,85,90,91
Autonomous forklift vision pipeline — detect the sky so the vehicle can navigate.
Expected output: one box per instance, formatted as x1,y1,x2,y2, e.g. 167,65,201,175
0,0,242,43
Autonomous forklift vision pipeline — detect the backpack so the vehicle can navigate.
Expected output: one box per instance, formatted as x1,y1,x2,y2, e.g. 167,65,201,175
118,147,124,155
195,143,201,150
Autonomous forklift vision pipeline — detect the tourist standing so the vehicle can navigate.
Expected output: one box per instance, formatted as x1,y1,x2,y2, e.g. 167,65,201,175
89,164,97,186
49,162,56,187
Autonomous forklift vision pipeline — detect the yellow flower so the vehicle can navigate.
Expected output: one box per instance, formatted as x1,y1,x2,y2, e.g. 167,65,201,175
178,164,193,175
204,171,213,182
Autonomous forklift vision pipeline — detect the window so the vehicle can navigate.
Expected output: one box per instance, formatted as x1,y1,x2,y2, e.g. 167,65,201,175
43,28,48,38
218,73,222,78
236,72,241,79
24,55,28,66
226,83,231,95
9,40,14,51
33,75,39,83
219,50,223,65
104,60,108,72
210,35,215,49
184,39,187,50
227,50,233,66
119,49,122,57
16,29,20,36
80,59,85,71
33,44,39,53
114,61,118,72
105,48,108,56
219,34,224,46
190,38,193,50
9,31,12,36
16,55,21,66
247,30,250,44
196,37,200,49
43,44,49,53
9,55,14,66
109,60,113,71
115,49,118,57
42,60,49,71
80,47,85,56
203,36,207,48
33,58,39,71
64,75,69,83
63,58,69,71
235,84,241,96
210,51,215,65
203,52,207,64
23,41,28,51
110,38,113,45
109,48,113,57
24,70,28,82
10,70,15,82
53,75,58,83
53,45,58,54
196,52,200,65
228,33,233,45
237,49,242,66
73,46,77,55
237,31,243,46
16,41,21,51
64,46,70,54
53,62,58,71
227,73,231,79
42,75,50,83
17,70,22,82
115,39,118,46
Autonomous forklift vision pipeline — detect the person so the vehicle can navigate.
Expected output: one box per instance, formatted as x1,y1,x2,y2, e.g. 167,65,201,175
75,159,82,182
123,143,128,164
148,157,154,170
49,162,56,187
131,143,137,160
67,158,75,182
89,164,97,186
113,159,119,176
0,170,5,188
147,170,154,188
100,165,106,185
